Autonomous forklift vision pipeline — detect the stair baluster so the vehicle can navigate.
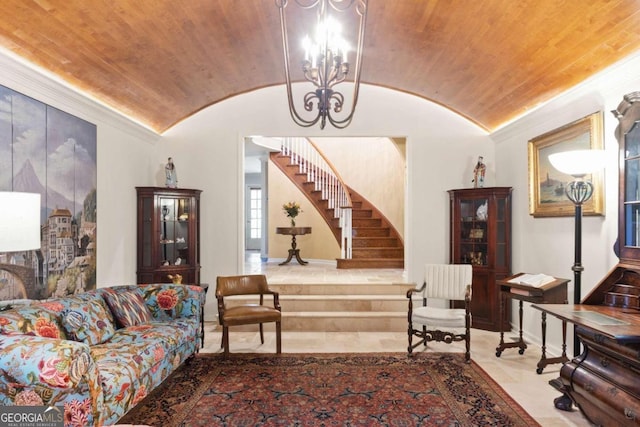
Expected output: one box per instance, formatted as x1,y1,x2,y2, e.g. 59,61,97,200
272,137,403,268
280,137,353,259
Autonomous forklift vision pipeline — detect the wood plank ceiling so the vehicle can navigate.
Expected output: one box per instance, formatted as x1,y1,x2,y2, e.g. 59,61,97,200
0,0,639,133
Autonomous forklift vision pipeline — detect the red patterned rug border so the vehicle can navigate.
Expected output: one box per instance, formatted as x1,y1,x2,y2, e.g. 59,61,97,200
119,352,541,427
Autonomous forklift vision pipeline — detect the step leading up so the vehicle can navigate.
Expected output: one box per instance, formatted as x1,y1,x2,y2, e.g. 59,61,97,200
218,283,416,332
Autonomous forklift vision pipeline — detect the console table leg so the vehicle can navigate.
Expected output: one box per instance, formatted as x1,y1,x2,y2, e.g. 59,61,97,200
537,312,548,374
518,299,524,348
279,250,295,265
294,249,308,265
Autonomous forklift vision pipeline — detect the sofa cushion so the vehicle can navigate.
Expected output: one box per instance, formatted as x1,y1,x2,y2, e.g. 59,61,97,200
102,288,153,328
141,285,199,321
61,297,116,345
0,306,66,339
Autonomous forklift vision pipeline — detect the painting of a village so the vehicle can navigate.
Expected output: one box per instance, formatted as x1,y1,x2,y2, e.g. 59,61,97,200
0,84,97,303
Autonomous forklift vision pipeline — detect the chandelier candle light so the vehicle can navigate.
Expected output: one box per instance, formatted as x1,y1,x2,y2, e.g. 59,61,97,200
283,201,302,227
276,0,368,129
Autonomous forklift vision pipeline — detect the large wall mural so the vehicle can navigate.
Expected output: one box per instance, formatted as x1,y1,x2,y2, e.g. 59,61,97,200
0,85,97,302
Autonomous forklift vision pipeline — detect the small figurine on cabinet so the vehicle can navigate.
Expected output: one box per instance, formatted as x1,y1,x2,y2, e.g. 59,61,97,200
469,252,483,265
165,157,178,188
476,201,488,221
472,156,486,188
175,257,182,265
168,274,182,284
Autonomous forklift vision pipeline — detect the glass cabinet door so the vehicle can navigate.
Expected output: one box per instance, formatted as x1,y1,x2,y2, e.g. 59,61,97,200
159,197,190,267
495,197,507,268
459,198,488,266
625,123,640,249
141,196,153,268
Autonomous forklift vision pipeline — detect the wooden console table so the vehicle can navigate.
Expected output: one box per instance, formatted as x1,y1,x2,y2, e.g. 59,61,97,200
276,226,312,265
495,273,569,373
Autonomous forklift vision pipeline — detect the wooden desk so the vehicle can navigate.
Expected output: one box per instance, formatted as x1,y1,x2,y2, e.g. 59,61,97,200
533,303,640,424
495,273,570,373
275,226,312,265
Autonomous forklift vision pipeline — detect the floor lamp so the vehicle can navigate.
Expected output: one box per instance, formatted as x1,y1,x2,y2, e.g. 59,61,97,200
548,150,605,357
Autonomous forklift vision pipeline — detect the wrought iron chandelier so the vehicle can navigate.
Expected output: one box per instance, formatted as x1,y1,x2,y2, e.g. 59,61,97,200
276,0,368,129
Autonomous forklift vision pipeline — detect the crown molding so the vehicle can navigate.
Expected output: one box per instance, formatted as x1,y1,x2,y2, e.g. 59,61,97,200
0,48,160,142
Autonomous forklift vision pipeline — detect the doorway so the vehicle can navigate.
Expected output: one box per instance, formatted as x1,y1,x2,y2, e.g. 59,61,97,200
245,185,262,251
243,136,407,269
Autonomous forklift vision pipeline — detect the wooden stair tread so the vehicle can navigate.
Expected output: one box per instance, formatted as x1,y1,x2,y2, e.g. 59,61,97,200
270,150,404,269
282,311,406,317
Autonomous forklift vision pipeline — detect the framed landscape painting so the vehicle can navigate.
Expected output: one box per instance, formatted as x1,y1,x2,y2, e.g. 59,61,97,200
0,84,97,302
528,112,604,217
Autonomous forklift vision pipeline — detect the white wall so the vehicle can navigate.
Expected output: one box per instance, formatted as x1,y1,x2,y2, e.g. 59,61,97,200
313,137,406,239
492,51,640,354
0,49,161,288
162,84,493,319
267,163,341,260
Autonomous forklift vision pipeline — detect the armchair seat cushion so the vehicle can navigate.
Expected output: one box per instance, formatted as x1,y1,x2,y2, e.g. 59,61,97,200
222,305,281,326
412,306,466,328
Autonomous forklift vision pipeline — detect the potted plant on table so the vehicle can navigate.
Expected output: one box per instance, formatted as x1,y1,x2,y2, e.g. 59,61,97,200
283,201,302,227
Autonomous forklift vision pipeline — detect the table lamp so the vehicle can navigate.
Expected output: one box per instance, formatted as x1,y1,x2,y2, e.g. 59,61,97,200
0,192,41,252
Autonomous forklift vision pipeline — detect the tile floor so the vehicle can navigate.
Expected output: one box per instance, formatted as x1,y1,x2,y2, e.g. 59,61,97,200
201,253,591,426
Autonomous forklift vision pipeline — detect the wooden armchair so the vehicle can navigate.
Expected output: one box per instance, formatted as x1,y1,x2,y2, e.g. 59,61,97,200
407,264,473,361
216,274,282,357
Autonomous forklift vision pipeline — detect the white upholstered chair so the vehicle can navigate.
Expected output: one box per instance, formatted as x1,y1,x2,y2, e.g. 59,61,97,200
407,264,473,361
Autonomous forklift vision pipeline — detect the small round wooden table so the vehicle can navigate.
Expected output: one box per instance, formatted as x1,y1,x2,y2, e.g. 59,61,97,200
276,226,312,265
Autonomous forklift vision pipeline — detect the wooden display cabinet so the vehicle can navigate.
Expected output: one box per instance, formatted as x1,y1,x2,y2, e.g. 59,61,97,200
136,187,201,284
448,187,512,331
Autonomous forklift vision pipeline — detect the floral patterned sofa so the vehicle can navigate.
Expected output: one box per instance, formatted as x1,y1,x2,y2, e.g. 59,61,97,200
0,283,205,427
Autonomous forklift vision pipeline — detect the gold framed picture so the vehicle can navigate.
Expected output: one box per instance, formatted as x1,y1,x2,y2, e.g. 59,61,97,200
528,112,604,217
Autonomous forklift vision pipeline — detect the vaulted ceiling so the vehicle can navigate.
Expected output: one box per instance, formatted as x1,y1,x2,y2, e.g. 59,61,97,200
1,1,639,133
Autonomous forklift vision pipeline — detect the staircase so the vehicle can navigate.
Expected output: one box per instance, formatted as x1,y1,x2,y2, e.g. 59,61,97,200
270,150,404,269
224,283,414,332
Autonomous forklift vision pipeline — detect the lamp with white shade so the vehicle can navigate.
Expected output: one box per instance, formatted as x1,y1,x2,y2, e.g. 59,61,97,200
0,192,41,252
548,149,605,357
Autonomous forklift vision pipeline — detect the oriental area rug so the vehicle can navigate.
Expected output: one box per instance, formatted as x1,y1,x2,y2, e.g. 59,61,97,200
118,353,540,426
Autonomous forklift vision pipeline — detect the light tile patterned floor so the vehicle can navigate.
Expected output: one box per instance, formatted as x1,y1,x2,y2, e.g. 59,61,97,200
244,253,409,284
217,252,589,426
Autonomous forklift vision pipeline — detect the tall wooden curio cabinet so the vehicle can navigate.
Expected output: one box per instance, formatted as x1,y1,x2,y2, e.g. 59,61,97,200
448,187,512,331
136,187,201,284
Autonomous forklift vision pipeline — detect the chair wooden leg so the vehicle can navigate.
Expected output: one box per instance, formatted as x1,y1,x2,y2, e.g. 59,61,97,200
223,326,230,358
259,323,264,344
276,321,282,354
465,333,471,362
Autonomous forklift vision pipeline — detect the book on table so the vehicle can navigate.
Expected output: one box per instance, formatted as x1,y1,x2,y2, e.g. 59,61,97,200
508,273,555,288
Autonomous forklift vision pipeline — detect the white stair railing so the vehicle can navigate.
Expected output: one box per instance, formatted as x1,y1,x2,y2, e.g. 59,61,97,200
280,137,352,259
